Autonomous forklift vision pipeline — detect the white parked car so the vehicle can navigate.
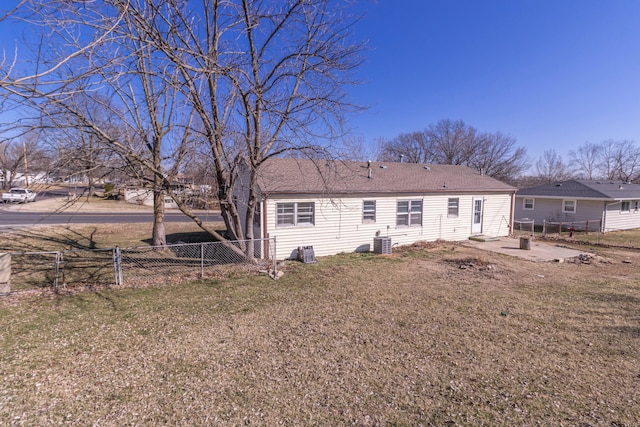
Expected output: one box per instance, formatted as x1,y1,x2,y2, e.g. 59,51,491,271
2,188,37,203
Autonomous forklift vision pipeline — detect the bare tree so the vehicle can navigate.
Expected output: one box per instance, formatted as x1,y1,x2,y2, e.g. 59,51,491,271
338,135,378,162
0,139,27,189
597,139,640,182
535,149,570,183
568,142,601,179
0,133,46,189
106,0,363,249
469,131,528,181
0,0,363,254
378,131,434,163
378,119,528,181
426,119,478,165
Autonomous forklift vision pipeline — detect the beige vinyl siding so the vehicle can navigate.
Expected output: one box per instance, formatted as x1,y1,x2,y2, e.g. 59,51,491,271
514,197,604,226
603,201,640,231
266,193,513,259
481,193,513,237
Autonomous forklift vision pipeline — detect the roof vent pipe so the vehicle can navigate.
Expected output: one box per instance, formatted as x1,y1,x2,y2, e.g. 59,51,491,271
368,167,372,179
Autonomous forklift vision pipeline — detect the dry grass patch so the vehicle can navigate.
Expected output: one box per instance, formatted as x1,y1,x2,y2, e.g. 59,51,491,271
1,244,639,425
0,222,223,253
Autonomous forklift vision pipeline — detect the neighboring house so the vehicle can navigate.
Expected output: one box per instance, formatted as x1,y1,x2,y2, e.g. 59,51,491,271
123,189,178,209
515,179,640,232
234,158,516,259
0,171,52,187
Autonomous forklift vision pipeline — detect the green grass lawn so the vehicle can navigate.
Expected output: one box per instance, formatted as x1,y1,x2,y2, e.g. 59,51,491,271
2,244,639,425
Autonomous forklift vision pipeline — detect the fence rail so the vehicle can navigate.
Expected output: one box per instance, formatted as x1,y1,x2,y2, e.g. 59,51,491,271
542,219,602,236
5,238,277,292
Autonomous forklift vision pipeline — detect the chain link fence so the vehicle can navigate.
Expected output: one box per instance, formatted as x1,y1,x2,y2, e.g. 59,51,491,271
5,238,277,292
542,219,602,236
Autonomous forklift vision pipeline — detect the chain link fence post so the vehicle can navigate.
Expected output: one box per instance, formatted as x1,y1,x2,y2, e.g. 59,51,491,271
113,246,123,286
200,242,205,279
272,237,277,276
54,251,64,290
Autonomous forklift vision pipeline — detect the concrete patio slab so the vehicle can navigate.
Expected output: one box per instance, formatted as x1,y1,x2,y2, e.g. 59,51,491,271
464,236,587,262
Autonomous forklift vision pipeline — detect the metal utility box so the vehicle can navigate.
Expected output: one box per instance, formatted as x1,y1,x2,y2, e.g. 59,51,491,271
373,236,392,254
297,246,317,263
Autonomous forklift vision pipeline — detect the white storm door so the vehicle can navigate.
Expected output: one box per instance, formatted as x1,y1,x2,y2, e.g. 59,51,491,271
472,197,483,234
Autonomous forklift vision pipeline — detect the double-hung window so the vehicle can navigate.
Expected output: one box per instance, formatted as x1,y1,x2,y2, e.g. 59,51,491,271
447,198,459,217
523,198,534,210
562,199,576,214
397,200,422,227
277,202,315,227
621,201,631,212
363,200,376,223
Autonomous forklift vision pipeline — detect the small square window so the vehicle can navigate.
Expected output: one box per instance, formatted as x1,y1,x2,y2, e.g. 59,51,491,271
562,200,576,213
523,198,534,210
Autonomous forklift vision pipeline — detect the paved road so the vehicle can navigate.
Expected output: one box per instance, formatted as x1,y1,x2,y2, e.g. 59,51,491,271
0,210,223,228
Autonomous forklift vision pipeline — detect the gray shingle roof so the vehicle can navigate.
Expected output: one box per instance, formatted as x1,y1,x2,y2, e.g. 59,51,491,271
256,158,515,195
516,179,640,200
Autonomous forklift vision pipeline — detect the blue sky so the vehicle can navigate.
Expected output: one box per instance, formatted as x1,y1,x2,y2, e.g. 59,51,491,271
2,1,640,169
348,0,640,164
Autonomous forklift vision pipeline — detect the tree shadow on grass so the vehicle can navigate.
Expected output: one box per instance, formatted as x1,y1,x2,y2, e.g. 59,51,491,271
142,229,225,245
0,226,100,253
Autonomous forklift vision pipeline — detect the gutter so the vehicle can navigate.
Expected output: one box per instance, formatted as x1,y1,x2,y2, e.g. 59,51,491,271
262,196,269,256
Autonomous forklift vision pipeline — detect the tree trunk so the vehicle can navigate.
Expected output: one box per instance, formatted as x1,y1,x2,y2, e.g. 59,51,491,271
152,170,166,247
152,188,166,247
87,174,95,199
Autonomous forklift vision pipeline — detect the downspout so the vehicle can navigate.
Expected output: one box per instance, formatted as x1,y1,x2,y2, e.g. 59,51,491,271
510,191,516,236
262,197,269,258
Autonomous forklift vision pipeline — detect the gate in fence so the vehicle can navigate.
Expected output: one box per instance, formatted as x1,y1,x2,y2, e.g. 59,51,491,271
6,238,277,292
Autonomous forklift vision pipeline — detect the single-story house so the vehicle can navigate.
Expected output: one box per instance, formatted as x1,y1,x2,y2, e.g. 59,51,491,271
234,158,516,259
515,179,640,232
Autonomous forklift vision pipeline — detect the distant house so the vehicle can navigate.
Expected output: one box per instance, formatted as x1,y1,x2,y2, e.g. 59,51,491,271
234,158,516,259
0,171,52,188
123,189,179,209
515,179,640,232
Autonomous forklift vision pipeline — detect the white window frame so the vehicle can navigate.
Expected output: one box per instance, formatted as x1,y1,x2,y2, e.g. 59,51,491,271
447,198,459,218
363,200,376,223
621,201,631,212
396,199,423,227
523,198,534,210
562,199,576,214
276,202,315,227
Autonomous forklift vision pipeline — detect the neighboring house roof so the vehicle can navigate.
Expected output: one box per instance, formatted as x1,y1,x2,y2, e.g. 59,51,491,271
256,158,516,195
516,179,640,200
